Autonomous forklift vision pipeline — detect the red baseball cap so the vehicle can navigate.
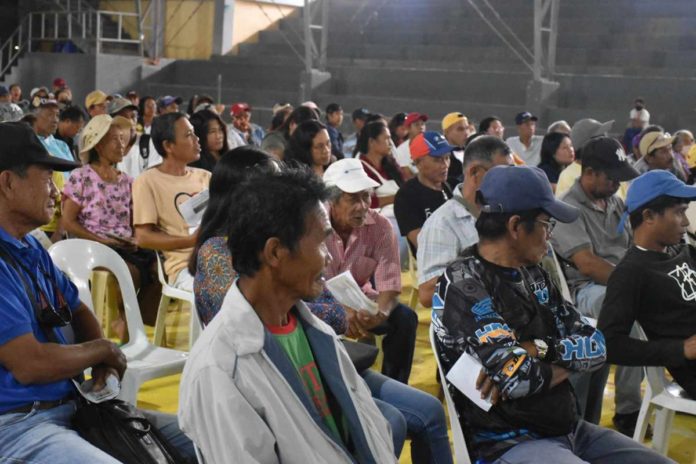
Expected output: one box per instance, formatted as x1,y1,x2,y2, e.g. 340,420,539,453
231,102,251,116
53,77,67,89
404,112,428,127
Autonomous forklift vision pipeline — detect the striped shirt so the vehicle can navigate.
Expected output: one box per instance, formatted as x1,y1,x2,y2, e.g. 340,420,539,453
325,208,401,299
417,185,479,284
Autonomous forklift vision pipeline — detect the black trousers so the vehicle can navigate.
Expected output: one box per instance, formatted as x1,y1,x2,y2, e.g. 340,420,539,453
371,303,418,384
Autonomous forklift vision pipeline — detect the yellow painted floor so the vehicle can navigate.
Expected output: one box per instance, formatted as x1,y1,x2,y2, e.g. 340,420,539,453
134,276,696,463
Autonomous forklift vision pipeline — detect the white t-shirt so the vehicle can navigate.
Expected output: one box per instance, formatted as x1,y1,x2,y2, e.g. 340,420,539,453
395,139,419,174
505,135,543,166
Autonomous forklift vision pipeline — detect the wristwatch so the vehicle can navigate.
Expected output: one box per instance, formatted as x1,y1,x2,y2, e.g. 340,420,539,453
533,339,549,360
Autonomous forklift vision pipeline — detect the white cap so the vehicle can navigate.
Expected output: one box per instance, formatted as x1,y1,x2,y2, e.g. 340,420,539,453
323,159,380,193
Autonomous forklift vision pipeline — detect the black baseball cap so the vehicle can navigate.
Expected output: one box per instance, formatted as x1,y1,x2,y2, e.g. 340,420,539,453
581,136,639,182
479,165,579,223
515,111,538,125
0,122,81,172
352,108,370,121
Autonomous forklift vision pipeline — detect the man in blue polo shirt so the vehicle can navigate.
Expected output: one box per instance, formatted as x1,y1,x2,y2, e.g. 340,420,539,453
0,122,193,463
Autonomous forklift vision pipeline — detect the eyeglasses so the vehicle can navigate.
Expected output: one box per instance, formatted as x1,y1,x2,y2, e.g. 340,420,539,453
536,218,557,233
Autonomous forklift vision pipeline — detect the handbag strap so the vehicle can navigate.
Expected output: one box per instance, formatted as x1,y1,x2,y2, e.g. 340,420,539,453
360,158,388,185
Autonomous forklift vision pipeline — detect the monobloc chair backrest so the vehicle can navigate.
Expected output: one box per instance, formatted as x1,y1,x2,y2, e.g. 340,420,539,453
49,239,149,351
429,323,472,464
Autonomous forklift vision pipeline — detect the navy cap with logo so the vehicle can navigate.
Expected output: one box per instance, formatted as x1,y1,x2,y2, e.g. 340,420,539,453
0,122,81,172
515,111,538,125
479,165,579,223
581,136,639,182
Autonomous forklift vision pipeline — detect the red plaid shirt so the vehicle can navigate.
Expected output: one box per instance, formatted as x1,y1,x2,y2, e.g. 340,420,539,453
325,207,402,299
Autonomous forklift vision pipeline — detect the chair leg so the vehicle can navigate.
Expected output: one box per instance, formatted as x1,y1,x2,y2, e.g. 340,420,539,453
409,287,419,310
633,383,653,442
90,271,108,330
189,301,201,350
652,407,675,455
104,274,120,339
153,296,171,347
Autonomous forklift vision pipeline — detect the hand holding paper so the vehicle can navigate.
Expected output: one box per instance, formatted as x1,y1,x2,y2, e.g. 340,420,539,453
446,351,493,412
325,271,379,315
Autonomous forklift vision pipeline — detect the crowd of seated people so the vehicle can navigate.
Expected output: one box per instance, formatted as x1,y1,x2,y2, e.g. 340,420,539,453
0,77,695,464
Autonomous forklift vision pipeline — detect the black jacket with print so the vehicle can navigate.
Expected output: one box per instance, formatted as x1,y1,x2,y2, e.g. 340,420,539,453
433,245,606,460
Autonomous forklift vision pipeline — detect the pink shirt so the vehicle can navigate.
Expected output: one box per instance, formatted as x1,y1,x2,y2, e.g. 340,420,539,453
63,164,133,239
325,207,401,299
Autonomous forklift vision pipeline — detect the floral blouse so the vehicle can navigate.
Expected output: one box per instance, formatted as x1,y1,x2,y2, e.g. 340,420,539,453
194,236,347,334
63,164,133,239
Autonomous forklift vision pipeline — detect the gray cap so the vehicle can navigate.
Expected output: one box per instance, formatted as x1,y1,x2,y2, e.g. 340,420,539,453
570,118,614,152
107,97,137,116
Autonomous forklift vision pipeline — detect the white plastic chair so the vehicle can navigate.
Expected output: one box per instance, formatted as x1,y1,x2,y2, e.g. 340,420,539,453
49,239,188,405
153,252,202,349
632,323,696,454
429,324,472,464
194,444,206,464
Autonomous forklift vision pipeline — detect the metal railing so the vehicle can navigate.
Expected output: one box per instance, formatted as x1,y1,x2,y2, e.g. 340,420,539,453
0,9,142,79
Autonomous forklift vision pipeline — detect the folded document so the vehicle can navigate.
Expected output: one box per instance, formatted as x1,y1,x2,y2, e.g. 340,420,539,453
325,271,379,315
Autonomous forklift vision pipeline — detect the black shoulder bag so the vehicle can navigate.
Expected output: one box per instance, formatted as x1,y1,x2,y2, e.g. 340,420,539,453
0,245,187,464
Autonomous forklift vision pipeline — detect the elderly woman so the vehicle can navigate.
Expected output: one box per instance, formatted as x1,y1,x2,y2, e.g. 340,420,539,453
62,114,160,338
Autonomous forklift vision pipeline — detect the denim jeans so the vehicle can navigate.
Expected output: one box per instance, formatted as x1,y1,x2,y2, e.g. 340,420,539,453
372,303,418,384
373,397,407,457
493,420,675,463
363,370,454,464
574,283,643,419
0,401,195,463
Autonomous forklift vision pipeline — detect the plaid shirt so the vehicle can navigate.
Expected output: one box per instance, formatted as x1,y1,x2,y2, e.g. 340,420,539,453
417,185,479,285
325,208,401,299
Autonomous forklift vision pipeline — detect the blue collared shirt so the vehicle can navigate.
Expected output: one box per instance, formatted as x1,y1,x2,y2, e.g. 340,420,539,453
39,135,76,182
0,227,81,413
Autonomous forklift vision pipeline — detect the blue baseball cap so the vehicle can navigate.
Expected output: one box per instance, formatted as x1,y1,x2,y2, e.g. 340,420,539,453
410,131,455,160
478,165,579,223
617,170,696,233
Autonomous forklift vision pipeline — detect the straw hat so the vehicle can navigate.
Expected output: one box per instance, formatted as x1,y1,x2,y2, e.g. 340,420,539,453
79,114,133,161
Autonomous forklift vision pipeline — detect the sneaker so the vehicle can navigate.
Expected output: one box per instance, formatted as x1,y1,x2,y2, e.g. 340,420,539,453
613,411,652,438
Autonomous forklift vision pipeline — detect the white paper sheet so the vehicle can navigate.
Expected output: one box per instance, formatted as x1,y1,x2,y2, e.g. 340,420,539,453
446,351,493,412
178,189,209,227
73,374,121,403
325,270,379,315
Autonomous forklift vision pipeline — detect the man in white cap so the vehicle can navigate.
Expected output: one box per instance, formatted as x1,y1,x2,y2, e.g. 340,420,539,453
323,159,418,384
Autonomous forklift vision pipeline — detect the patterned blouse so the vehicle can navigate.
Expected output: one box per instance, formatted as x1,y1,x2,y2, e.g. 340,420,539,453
63,164,133,239
194,236,347,334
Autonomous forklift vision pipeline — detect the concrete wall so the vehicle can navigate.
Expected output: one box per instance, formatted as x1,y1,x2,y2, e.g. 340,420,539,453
98,0,298,60
0,52,173,108
0,53,97,105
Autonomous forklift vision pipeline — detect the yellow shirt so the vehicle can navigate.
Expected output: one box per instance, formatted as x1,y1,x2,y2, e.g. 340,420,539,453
132,166,211,282
40,172,65,233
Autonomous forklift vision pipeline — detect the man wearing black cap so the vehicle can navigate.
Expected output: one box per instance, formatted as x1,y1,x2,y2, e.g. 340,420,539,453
433,164,670,463
552,136,644,434
0,123,195,462
505,111,543,166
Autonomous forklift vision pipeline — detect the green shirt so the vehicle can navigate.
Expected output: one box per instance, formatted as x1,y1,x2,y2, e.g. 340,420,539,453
268,312,345,444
